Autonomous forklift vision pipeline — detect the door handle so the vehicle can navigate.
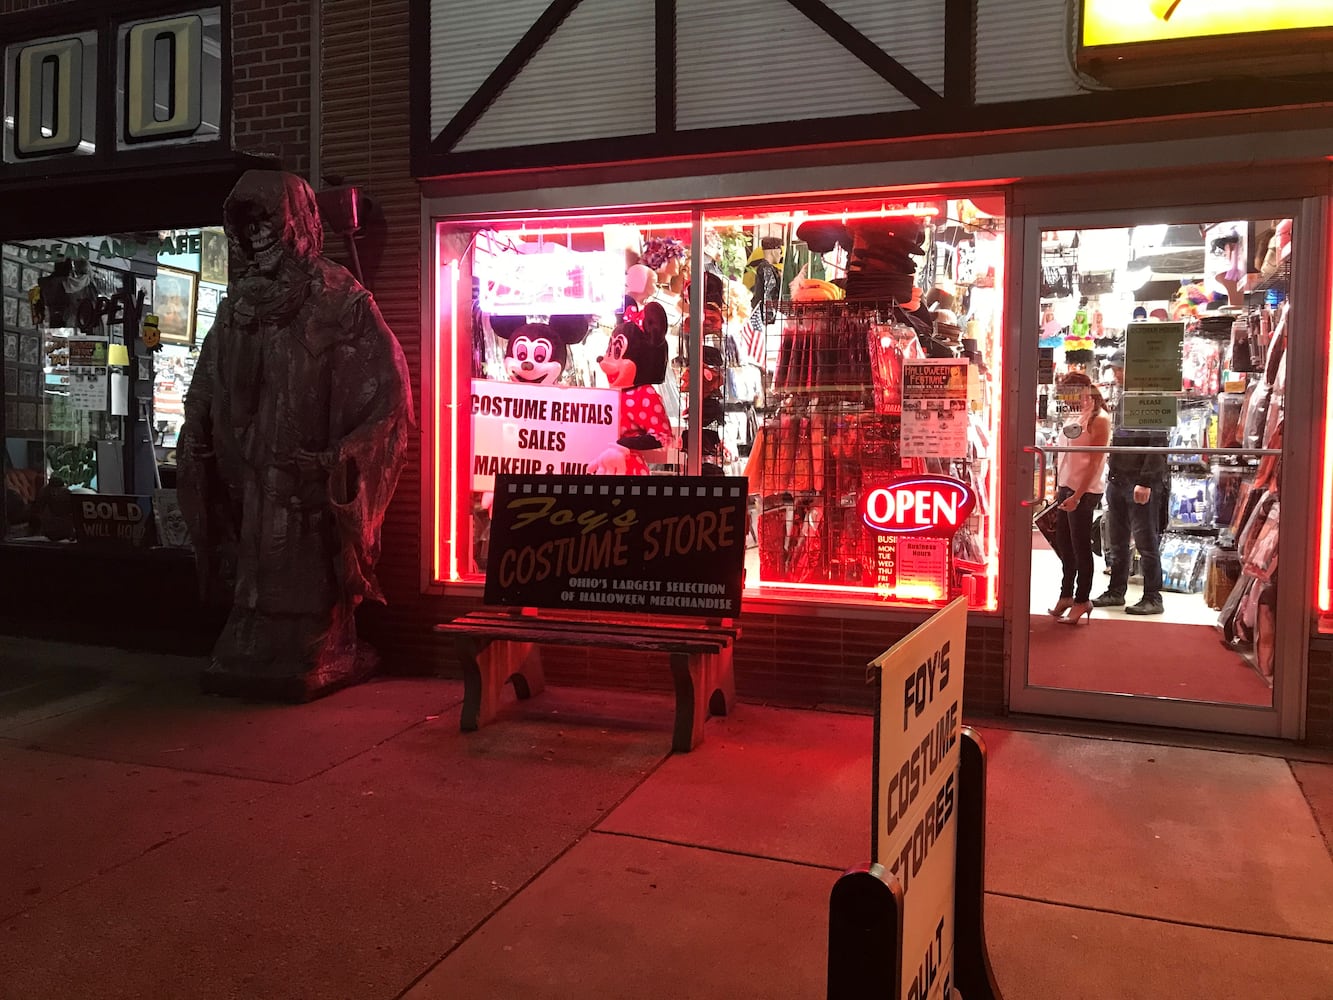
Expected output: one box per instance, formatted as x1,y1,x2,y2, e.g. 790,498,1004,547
1021,446,1046,507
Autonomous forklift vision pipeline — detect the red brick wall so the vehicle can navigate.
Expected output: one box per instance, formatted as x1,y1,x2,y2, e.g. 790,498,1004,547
1308,641,1333,747
318,0,423,622
231,0,312,177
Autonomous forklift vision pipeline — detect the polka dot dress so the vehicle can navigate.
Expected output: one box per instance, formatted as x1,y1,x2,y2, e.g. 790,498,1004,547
620,385,670,441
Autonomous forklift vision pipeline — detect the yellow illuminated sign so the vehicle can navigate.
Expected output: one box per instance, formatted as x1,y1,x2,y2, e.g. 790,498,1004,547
1083,0,1333,47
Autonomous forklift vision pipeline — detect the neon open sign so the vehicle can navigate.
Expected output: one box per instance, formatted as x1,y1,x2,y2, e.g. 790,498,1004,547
861,475,976,538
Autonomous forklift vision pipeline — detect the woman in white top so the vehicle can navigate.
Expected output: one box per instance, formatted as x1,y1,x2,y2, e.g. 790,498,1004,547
1050,372,1111,624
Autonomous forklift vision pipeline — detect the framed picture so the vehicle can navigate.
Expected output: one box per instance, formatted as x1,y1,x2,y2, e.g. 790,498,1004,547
92,265,121,298
3,298,16,329
20,265,42,293
4,368,15,395
2,259,19,292
19,335,38,365
153,265,197,346
196,312,216,341
197,283,221,313
19,370,36,399
200,228,228,285
3,330,16,361
18,401,35,431
4,399,16,429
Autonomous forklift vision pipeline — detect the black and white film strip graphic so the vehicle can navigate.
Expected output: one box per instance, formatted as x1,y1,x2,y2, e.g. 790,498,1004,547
503,479,744,499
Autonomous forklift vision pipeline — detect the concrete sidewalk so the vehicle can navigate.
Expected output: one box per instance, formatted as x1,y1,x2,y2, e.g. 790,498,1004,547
2,649,1332,1000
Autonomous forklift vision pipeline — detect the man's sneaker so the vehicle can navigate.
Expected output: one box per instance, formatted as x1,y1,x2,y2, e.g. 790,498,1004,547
1125,596,1164,616
1091,592,1125,607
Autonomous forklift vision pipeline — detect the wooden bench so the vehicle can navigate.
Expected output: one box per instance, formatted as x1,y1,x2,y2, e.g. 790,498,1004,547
434,608,738,752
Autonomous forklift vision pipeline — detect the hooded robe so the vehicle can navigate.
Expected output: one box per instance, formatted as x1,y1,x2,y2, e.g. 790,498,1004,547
178,170,413,686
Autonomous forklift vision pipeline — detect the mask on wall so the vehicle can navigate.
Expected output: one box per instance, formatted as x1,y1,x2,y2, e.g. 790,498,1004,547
490,314,592,386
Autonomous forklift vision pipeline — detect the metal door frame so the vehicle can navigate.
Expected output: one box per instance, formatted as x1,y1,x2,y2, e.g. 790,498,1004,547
1004,196,1327,739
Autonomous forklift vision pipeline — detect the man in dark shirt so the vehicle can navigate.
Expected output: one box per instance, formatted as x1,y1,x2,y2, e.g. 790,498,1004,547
1093,354,1167,614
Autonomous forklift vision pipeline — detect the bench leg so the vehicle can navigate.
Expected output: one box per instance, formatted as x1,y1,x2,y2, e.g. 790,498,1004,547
709,645,736,718
459,638,545,732
668,647,736,752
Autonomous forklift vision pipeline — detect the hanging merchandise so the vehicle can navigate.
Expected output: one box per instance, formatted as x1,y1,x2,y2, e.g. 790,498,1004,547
867,319,921,415
1228,314,1261,373
1064,303,1094,364
1180,333,1222,396
1216,390,1245,448
1203,541,1243,610
1169,399,1214,466
1211,463,1251,528
1159,532,1209,594
1168,472,1213,527
1240,497,1280,584
1240,378,1271,450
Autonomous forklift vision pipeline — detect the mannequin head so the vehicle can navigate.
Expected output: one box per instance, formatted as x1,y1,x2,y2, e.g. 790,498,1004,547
625,264,657,306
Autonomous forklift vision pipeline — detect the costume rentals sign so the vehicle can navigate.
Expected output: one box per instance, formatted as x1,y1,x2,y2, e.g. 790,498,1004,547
470,379,622,491
485,475,746,617
872,596,968,1000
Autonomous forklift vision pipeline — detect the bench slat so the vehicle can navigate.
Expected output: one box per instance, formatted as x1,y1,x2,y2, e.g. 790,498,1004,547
435,621,727,654
443,611,739,643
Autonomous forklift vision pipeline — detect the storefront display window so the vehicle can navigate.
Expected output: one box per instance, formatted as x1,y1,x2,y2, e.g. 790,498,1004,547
431,196,1006,611
1,230,224,548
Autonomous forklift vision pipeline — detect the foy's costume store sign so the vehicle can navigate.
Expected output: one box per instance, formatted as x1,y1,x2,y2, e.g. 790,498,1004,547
470,379,621,491
485,475,747,617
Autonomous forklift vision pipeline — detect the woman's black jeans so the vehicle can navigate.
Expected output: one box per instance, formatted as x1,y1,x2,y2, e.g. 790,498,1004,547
1055,486,1103,602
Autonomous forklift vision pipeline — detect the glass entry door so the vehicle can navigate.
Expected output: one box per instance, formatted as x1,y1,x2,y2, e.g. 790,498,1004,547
1010,209,1313,737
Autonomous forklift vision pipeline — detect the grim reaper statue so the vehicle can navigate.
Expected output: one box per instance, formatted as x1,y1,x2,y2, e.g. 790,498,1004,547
178,170,413,700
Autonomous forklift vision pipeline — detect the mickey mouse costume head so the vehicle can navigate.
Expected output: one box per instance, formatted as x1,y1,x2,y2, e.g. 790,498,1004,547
591,301,671,476
489,314,592,386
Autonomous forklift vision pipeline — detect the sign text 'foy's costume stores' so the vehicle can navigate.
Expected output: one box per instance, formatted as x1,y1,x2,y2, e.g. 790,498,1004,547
485,475,747,618
873,596,968,1000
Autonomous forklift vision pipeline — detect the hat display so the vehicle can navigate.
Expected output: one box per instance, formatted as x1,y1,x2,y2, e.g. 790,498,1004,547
843,220,926,302
795,220,854,255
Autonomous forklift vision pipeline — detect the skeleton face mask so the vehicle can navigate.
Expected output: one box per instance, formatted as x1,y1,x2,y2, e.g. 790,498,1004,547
223,170,324,279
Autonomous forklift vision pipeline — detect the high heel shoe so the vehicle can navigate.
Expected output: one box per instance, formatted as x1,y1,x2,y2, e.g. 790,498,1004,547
1048,597,1075,618
1054,601,1093,625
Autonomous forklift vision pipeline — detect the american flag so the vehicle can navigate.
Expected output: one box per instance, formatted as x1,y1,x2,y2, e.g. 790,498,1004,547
741,311,767,367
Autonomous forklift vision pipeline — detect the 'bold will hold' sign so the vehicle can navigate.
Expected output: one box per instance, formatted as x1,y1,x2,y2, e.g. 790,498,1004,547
73,494,153,549
485,475,747,618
